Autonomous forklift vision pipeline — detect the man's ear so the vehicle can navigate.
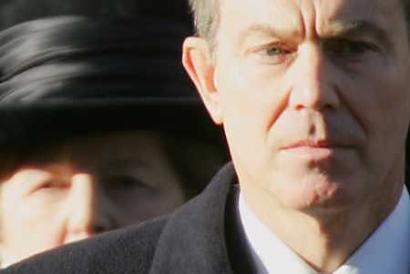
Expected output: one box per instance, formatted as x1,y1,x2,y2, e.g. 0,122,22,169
182,37,223,125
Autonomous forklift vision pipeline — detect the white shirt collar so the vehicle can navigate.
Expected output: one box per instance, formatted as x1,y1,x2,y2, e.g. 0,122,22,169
239,187,410,274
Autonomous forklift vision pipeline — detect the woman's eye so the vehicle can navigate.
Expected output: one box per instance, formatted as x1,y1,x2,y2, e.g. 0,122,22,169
37,181,69,190
108,175,149,190
104,175,158,199
38,182,53,189
30,180,70,197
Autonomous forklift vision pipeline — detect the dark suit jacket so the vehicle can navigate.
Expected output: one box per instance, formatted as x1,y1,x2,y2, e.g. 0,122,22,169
3,163,258,274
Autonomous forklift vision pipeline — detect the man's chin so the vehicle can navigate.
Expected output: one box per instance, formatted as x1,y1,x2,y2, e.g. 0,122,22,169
269,177,353,213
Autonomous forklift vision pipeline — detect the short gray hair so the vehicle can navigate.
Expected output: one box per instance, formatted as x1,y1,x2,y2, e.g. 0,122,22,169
188,0,410,42
188,0,218,45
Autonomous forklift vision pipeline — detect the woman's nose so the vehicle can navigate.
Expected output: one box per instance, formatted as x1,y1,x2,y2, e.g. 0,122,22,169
64,174,114,244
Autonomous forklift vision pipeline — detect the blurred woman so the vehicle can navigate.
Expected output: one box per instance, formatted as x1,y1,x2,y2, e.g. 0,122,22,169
0,16,227,266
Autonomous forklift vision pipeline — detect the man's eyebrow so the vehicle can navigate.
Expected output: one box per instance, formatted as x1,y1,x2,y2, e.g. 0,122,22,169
324,20,390,45
238,24,302,45
238,21,391,47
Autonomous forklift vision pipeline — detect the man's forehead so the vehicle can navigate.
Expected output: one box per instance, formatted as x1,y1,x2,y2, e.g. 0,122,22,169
219,0,400,15
219,0,401,37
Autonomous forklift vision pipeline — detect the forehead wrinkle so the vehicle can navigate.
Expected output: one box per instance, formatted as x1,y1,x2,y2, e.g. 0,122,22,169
320,20,391,46
220,0,305,45
298,0,318,39
311,0,402,36
238,22,304,46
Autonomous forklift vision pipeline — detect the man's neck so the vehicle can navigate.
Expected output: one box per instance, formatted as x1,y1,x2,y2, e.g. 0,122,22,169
241,182,403,273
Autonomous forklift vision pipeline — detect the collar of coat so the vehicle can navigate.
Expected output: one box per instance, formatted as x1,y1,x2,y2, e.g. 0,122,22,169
149,162,257,274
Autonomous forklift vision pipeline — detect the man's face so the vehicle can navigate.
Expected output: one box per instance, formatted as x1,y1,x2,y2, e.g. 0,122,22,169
0,131,186,266
190,0,410,211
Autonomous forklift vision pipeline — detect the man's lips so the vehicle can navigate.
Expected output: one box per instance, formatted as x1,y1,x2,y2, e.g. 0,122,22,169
282,140,336,149
280,140,355,159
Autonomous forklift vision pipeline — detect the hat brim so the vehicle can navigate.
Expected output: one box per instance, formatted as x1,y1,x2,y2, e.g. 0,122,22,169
0,98,224,149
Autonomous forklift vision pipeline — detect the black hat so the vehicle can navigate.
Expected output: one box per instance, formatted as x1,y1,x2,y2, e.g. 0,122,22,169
0,0,192,31
0,16,223,150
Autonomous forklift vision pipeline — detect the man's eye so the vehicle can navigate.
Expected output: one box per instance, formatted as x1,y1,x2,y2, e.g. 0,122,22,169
264,46,291,56
324,39,377,58
252,44,294,64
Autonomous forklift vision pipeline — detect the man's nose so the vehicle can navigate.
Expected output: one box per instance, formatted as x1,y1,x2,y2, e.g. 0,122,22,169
64,174,114,244
288,44,340,111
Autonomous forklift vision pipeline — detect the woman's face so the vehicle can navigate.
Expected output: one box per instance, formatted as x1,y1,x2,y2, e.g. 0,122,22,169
0,131,186,266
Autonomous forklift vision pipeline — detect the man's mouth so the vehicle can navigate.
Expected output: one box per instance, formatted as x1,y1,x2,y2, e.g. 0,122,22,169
280,140,354,160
